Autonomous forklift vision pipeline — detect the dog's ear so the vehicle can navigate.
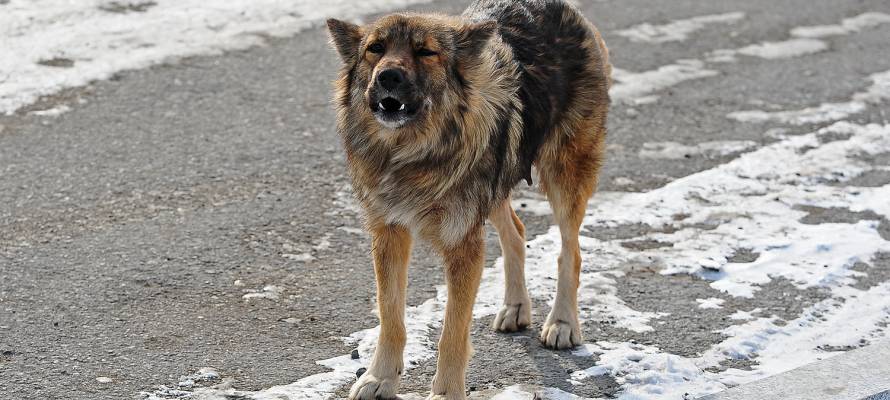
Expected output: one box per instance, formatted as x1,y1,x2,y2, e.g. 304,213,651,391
326,18,363,64
455,21,497,59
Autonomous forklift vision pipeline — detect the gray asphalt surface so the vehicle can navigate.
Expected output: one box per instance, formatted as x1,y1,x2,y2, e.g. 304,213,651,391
2,0,890,399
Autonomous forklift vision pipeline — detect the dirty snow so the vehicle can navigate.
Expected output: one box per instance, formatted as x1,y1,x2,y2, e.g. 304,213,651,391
790,12,890,38
241,285,282,301
707,38,828,62
639,140,757,160
0,0,432,115
696,298,725,309
610,60,718,104
728,69,890,125
615,12,745,43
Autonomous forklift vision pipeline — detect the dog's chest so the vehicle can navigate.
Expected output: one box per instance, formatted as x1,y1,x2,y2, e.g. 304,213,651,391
362,168,481,244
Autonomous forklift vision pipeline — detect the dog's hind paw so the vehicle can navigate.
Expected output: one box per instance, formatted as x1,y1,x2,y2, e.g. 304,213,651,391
349,372,399,400
540,318,582,350
492,302,531,332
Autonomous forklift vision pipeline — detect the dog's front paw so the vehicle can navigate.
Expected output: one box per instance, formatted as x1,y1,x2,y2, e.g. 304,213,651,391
349,371,400,400
492,301,531,332
540,317,582,350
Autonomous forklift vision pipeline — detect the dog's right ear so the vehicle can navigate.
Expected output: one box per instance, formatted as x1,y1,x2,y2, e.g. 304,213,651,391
326,18,363,64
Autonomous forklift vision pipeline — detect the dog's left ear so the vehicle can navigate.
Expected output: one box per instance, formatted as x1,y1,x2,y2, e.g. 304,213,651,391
456,21,497,59
326,18,363,64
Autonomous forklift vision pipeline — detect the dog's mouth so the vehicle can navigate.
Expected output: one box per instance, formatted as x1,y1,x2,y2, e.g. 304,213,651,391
370,96,421,128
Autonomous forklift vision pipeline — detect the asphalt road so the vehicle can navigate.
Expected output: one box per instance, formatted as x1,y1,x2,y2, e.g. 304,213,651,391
2,0,890,399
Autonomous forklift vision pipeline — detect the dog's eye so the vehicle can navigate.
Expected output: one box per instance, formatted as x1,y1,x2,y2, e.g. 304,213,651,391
416,48,438,57
367,42,385,54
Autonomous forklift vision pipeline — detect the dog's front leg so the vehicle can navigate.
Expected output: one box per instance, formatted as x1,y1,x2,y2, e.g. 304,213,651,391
350,222,412,400
428,225,484,400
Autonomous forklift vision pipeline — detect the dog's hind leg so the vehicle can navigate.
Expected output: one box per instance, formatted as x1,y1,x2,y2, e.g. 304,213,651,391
349,221,412,400
538,119,606,350
489,198,532,333
429,225,485,400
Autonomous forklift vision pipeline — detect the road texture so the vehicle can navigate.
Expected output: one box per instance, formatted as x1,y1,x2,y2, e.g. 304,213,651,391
2,0,890,399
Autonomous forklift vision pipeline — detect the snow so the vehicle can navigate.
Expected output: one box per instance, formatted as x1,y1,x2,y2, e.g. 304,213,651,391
707,38,828,62
728,69,890,125
790,12,890,38
0,0,432,115
611,60,718,104
728,308,760,321
611,12,890,105
696,298,725,309
241,285,282,300
615,12,745,43
563,121,890,397
28,104,71,117
639,140,758,160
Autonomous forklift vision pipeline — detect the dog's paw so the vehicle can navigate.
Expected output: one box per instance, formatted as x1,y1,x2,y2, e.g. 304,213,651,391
349,372,399,400
540,317,582,350
492,302,531,332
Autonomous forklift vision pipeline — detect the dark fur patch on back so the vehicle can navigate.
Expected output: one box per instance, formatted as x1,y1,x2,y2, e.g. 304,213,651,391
465,0,601,184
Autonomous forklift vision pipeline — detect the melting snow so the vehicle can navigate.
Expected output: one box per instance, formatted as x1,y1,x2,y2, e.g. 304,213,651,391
728,69,890,125
639,140,758,160
0,0,432,115
707,38,828,62
790,12,890,38
611,60,718,104
241,285,282,301
696,298,726,309
615,12,745,43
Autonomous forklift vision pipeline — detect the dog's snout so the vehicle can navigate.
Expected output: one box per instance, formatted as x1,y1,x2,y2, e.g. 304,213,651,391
377,68,406,91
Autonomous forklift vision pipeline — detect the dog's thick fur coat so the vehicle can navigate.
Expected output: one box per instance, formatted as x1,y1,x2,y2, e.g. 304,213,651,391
327,0,610,398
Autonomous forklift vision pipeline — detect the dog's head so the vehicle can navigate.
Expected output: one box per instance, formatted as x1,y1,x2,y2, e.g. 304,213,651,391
327,14,496,130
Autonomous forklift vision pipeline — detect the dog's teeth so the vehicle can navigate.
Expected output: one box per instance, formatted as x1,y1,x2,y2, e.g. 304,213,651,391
379,102,385,110
399,103,406,111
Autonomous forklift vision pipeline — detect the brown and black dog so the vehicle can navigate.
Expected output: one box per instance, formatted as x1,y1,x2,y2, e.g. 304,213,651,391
326,0,610,398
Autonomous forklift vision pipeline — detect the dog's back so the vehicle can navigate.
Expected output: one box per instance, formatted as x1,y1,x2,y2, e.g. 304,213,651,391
464,0,611,183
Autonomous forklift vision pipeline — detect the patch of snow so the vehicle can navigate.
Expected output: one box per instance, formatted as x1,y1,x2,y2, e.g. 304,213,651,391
610,60,718,103
708,38,828,62
727,69,890,125
490,385,583,400
0,0,433,115
696,298,725,309
96,376,113,384
177,367,220,389
512,197,552,216
282,252,315,262
639,140,757,160
791,12,890,38
313,233,332,251
241,285,281,300
572,341,725,399
615,12,745,43
28,104,71,117
703,282,890,388
613,177,636,187
728,308,761,320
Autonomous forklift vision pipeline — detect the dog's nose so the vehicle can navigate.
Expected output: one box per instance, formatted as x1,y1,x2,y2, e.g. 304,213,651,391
377,68,406,91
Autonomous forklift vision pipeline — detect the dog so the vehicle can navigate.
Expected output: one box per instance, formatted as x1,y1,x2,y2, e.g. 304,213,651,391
326,0,610,398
